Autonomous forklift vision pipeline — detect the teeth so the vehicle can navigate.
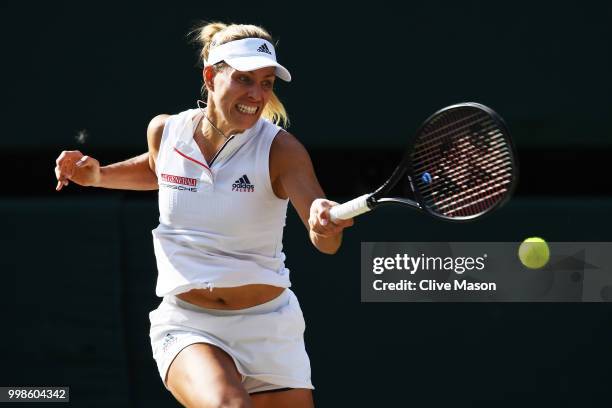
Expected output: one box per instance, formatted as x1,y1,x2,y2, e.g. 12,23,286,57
237,104,258,114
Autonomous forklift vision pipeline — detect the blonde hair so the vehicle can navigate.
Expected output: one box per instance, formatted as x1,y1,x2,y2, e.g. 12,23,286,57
191,21,289,128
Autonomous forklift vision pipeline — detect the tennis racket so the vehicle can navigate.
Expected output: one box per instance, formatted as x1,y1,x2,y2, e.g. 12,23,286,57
329,102,518,222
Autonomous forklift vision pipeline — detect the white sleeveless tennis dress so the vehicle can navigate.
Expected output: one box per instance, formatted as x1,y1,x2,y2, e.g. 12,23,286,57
148,108,313,393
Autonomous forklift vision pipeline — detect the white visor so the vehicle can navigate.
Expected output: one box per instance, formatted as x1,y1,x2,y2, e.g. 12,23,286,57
206,38,292,82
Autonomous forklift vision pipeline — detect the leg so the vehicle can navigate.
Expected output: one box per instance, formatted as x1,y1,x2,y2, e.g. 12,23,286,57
166,342,251,408
251,389,314,408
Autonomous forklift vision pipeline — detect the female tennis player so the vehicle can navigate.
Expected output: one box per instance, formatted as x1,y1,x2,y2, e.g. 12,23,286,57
54,22,353,408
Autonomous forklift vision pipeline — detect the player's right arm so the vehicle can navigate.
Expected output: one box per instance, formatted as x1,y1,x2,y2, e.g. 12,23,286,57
54,114,168,191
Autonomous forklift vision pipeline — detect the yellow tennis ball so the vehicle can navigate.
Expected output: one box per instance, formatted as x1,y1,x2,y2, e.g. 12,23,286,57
518,237,550,269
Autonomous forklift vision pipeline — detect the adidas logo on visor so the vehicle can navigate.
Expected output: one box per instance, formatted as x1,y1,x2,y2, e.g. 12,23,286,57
256,43,272,55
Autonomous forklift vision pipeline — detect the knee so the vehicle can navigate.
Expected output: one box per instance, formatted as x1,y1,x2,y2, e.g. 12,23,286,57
214,394,251,408
183,388,252,408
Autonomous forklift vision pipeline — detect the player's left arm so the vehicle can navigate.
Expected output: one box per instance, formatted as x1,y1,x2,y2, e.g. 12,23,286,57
270,130,353,254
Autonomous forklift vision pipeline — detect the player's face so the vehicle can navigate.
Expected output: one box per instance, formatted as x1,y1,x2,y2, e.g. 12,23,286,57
211,66,276,131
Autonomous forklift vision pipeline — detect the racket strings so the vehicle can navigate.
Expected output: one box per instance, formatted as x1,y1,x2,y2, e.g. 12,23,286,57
432,174,512,209
411,108,514,218
427,156,512,216
413,111,482,148
413,122,501,166
420,153,513,203
413,118,499,164
442,183,511,215
414,134,510,176
417,137,512,188
428,154,512,215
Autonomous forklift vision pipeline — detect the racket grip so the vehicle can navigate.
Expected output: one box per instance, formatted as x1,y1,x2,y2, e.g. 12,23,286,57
330,194,372,222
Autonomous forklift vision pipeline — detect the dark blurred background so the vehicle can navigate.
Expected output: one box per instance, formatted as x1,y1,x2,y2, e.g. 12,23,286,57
1,1,611,407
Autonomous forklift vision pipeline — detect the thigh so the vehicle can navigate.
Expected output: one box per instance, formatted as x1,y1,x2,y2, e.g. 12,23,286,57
251,388,314,408
166,342,250,408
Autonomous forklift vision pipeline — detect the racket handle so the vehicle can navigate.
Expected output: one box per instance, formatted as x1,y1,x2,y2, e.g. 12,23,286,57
330,194,372,222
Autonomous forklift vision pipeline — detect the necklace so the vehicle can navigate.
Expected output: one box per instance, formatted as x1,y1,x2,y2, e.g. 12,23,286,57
197,99,229,140
195,100,235,166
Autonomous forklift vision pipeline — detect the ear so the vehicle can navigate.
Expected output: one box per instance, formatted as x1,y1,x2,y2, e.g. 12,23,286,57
203,66,215,92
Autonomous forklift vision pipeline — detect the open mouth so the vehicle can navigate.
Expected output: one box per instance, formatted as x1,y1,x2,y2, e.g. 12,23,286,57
236,104,259,115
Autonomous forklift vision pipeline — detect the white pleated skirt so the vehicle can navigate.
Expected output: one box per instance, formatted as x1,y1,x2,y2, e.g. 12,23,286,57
149,289,313,393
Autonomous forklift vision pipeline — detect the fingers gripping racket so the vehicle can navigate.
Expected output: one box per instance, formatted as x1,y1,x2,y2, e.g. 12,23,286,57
330,102,518,222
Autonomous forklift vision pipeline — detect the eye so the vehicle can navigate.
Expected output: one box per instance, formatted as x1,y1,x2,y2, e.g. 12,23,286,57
237,75,251,84
262,80,274,90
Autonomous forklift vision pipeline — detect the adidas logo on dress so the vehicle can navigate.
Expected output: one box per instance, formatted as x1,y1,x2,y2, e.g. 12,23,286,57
232,174,255,192
256,43,272,55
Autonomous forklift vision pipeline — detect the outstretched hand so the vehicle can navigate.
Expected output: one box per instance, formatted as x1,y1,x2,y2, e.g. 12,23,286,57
54,150,101,191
